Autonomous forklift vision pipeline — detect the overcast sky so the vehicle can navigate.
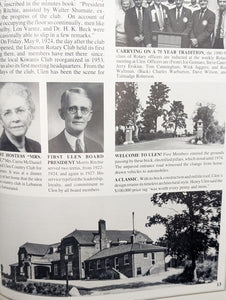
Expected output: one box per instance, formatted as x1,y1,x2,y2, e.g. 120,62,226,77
0,194,180,272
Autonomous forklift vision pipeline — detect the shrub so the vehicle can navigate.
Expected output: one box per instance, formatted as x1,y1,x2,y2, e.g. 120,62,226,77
115,129,125,145
2,279,7,286
196,260,218,282
164,261,194,283
99,269,120,280
164,260,218,284
16,275,27,282
3,279,74,296
24,283,35,294
139,131,174,141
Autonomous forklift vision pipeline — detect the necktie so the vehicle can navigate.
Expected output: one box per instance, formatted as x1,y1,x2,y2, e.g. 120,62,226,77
75,139,83,153
157,5,164,30
199,10,204,20
138,8,143,34
216,10,223,39
176,8,180,22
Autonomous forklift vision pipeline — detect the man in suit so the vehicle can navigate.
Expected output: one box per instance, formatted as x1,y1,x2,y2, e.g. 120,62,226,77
124,0,151,46
116,0,131,46
0,83,41,152
48,87,103,153
147,0,169,32
143,0,168,46
190,0,215,48
166,0,192,36
220,7,226,48
213,0,226,48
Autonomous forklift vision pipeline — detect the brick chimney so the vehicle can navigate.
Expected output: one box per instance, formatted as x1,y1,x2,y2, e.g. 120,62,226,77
130,233,136,244
98,219,108,250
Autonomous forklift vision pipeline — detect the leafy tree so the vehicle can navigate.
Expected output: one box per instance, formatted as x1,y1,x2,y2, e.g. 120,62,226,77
115,82,140,127
142,82,170,133
115,82,141,140
162,110,174,133
146,191,221,281
206,120,225,144
193,103,220,143
164,101,187,136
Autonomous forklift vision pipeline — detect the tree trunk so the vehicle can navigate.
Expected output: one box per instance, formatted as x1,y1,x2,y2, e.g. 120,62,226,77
154,118,157,133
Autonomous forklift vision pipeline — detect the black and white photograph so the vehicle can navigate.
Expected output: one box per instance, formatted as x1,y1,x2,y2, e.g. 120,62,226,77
115,81,225,151
47,83,104,153
0,191,223,298
0,82,41,153
115,0,224,48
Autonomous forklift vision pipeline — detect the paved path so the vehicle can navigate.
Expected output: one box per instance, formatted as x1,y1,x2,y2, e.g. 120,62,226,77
31,268,182,290
116,137,224,151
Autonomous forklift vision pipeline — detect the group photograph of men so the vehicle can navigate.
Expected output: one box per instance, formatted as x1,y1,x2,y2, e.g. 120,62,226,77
116,0,226,48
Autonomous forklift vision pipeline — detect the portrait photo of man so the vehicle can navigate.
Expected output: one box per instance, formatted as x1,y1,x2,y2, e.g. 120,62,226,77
0,82,41,153
48,83,104,153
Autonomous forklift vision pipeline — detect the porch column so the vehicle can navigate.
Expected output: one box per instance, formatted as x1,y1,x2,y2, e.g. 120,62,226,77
30,264,35,279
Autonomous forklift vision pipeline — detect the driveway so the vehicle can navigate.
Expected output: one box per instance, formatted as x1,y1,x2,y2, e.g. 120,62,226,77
116,137,224,151
30,268,183,296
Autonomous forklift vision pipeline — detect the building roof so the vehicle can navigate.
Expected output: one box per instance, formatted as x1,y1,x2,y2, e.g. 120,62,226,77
86,243,166,261
43,252,60,262
49,242,61,248
10,263,18,267
19,242,58,256
63,230,152,245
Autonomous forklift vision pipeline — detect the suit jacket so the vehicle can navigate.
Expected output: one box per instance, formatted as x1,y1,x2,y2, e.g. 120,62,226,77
147,4,169,32
48,130,103,153
191,8,216,48
166,6,192,35
213,8,224,48
124,6,150,47
0,130,41,152
221,10,226,49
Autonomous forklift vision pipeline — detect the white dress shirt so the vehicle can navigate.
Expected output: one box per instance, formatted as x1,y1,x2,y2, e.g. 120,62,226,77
64,130,85,152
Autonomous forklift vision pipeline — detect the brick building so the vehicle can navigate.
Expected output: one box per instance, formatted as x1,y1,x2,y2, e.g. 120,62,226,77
11,219,166,280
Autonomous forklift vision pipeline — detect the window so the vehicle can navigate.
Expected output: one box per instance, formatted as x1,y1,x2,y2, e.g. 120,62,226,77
143,252,148,259
54,264,58,276
65,245,73,255
105,258,110,269
152,252,155,265
20,253,25,260
137,267,142,275
89,262,93,271
114,257,119,270
20,267,24,275
124,254,129,265
68,261,73,275
97,260,101,269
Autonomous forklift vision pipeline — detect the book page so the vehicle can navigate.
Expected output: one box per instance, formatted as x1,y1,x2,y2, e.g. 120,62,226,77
0,0,226,299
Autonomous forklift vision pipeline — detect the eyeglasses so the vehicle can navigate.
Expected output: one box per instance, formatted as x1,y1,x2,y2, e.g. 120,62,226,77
67,106,92,116
0,107,29,119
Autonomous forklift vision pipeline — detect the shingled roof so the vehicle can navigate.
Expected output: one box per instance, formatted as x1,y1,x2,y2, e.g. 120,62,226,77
63,230,152,245
86,243,166,261
19,242,58,256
